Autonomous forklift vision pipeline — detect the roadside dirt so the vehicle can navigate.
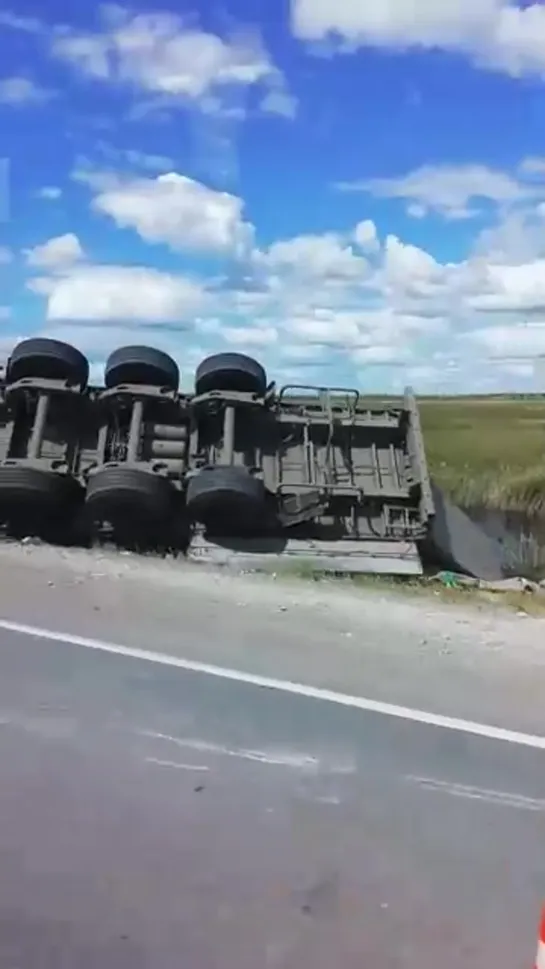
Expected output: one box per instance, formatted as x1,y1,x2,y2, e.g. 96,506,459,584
0,539,543,653
0,539,544,733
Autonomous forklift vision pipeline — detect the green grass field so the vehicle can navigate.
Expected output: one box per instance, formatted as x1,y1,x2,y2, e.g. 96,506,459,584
418,396,545,514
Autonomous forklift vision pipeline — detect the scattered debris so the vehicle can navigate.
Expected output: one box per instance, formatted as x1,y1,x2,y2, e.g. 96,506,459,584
431,570,545,596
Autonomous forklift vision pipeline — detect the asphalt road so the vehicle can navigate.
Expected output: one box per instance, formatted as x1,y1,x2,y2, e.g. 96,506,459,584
0,625,543,968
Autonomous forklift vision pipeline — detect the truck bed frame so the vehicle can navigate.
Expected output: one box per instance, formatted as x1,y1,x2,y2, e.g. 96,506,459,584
0,339,504,579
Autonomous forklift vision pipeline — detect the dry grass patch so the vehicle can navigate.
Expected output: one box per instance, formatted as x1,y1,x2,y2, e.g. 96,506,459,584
418,396,545,513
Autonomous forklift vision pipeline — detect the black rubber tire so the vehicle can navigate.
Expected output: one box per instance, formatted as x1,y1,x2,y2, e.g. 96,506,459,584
6,338,89,387
105,346,179,391
195,353,267,396
0,466,81,511
85,466,175,523
186,466,266,530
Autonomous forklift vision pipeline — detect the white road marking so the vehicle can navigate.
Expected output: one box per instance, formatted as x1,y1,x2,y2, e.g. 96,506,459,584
0,713,78,740
1,617,545,751
407,775,545,811
145,757,209,772
139,730,320,770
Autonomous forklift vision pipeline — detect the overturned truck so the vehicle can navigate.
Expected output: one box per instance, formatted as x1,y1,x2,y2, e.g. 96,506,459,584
0,338,506,579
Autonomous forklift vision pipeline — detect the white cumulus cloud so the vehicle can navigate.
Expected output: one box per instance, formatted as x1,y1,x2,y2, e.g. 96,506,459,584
19,153,545,394
0,75,53,104
52,7,294,116
289,313,363,345
383,235,443,295
353,219,379,251
221,325,278,346
469,322,545,357
291,0,545,79
25,233,85,269
338,163,538,220
256,232,368,280
32,265,207,323
92,171,254,256
468,259,545,312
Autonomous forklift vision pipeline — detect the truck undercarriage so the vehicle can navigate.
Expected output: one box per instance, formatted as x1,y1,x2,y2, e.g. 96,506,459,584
0,338,506,580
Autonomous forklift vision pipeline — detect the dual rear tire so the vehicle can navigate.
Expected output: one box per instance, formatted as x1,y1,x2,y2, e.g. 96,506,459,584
0,339,89,534
0,465,85,542
0,340,270,539
102,346,268,397
190,353,268,531
186,465,266,533
92,349,269,534
6,338,89,388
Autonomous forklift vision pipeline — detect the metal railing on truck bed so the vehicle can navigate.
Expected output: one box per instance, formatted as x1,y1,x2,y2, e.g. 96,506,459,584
0,338,437,574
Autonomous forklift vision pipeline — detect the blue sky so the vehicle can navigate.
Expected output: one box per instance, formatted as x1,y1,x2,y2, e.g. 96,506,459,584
2,1,545,392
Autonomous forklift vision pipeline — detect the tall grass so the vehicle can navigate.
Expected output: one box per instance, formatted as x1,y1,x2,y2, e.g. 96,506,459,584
419,397,545,514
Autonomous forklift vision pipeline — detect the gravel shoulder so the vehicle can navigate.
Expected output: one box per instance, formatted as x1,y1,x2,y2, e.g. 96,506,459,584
0,542,544,734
